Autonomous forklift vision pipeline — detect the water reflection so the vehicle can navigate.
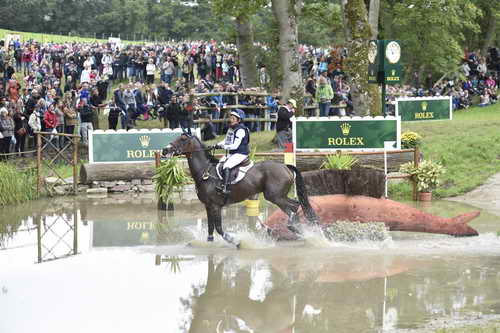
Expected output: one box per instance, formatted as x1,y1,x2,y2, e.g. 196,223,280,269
1,196,500,332
36,212,78,263
162,253,500,332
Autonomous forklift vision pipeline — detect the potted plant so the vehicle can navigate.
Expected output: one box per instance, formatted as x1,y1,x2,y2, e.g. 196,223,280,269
153,157,189,210
401,131,422,149
399,160,445,201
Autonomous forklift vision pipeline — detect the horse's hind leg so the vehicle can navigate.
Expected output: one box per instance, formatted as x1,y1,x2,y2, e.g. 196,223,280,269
264,192,301,234
206,204,240,248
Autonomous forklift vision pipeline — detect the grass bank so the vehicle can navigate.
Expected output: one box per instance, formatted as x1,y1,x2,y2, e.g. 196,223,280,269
0,28,105,44
0,28,141,45
389,102,500,200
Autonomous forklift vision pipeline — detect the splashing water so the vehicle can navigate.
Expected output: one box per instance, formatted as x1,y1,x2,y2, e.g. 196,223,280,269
184,224,276,250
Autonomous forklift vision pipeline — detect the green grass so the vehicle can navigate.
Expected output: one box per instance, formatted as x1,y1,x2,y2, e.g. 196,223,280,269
0,28,106,44
389,102,500,200
0,162,38,206
0,28,144,44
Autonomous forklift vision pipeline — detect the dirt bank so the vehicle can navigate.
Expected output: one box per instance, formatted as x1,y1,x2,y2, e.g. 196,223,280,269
447,173,500,215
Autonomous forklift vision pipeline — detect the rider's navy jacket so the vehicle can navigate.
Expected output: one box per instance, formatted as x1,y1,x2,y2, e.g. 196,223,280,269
225,123,250,155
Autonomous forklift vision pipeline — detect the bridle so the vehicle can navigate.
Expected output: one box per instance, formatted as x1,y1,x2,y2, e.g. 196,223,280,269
164,135,215,157
164,135,219,183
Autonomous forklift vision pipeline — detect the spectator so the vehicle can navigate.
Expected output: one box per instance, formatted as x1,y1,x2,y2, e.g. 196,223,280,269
316,73,334,117
78,98,93,145
276,99,295,150
145,58,156,84
0,107,15,160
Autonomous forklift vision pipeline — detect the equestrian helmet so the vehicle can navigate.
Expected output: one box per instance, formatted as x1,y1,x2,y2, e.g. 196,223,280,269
230,109,245,120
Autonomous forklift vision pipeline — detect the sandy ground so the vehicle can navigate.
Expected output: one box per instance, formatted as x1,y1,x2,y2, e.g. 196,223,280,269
447,173,500,215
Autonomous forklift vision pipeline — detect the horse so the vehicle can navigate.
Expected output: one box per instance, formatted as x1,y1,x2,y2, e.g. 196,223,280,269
161,132,319,247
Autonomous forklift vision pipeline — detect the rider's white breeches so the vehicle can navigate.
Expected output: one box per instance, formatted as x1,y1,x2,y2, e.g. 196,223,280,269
221,154,248,169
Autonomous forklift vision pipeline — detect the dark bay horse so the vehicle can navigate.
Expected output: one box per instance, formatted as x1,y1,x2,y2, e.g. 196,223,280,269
162,133,319,247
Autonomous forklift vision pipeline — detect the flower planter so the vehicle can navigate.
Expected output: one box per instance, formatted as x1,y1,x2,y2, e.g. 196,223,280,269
418,192,432,202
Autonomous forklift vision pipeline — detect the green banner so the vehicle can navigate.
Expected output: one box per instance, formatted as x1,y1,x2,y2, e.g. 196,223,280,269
396,97,452,121
293,117,400,151
89,129,200,163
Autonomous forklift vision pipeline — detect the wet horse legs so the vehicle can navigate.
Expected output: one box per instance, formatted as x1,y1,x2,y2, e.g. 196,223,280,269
205,204,240,247
265,194,301,234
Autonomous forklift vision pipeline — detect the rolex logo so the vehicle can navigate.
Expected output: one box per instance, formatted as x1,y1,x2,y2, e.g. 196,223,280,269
340,123,351,136
422,102,428,111
139,135,151,148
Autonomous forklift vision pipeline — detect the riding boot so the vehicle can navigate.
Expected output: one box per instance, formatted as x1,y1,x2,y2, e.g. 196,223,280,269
222,168,231,195
217,168,232,195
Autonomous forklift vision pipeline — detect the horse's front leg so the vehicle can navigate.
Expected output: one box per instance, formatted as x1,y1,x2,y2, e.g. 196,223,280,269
206,203,240,248
206,206,215,242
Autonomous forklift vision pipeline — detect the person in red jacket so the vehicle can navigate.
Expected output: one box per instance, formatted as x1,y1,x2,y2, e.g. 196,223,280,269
43,105,58,134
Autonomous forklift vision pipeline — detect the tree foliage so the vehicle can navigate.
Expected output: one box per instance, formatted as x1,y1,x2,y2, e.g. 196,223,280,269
390,0,482,74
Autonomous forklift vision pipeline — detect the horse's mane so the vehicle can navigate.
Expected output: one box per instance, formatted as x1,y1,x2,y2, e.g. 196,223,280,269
193,136,219,164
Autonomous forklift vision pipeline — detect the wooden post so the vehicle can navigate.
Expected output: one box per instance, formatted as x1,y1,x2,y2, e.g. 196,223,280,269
36,133,42,195
155,152,167,210
412,147,420,201
36,215,42,263
72,135,79,194
73,208,78,255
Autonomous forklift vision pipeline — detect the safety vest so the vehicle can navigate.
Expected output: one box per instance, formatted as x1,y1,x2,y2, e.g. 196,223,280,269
225,123,250,155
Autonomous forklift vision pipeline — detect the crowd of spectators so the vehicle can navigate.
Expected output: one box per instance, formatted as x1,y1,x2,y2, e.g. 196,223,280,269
385,48,500,114
0,37,498,159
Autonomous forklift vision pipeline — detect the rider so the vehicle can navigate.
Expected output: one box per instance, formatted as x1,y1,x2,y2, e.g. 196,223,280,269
214,109,250,196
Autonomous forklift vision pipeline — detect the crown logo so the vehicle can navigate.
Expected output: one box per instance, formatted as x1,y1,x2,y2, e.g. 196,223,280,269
391,70,396,76
421,102,428,111
139,135,151,148
340,123,351,136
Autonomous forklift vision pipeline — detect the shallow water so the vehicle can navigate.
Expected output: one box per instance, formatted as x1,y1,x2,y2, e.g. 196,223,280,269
1,194,500,333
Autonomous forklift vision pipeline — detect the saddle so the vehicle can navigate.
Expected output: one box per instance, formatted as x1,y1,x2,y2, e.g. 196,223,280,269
215,158,254,185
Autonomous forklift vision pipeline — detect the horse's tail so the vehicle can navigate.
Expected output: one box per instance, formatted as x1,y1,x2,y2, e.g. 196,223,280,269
286,165,319,224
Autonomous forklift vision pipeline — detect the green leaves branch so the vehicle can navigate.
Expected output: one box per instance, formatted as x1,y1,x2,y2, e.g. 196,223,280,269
153,157,190,204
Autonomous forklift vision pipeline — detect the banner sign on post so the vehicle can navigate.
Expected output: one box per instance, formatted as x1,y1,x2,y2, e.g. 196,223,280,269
89,128,200,164
396,97,452,121
293,117,401,152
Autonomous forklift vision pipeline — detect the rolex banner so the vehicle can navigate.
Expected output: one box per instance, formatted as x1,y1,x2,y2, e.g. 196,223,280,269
396,97,452,122
89,128,200,163
293,117,401,151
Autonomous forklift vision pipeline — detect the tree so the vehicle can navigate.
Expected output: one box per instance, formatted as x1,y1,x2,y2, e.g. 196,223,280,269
271,0,304,115
391,0,481,78
299,0,343,46
341,0,378,116
368,0,380,39
212,0,266,88
476,1,500,55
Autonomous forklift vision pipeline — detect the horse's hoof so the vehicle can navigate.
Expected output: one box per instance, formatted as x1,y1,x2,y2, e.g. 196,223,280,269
207,236,214,242
287,224,302,235
236,242,241,249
